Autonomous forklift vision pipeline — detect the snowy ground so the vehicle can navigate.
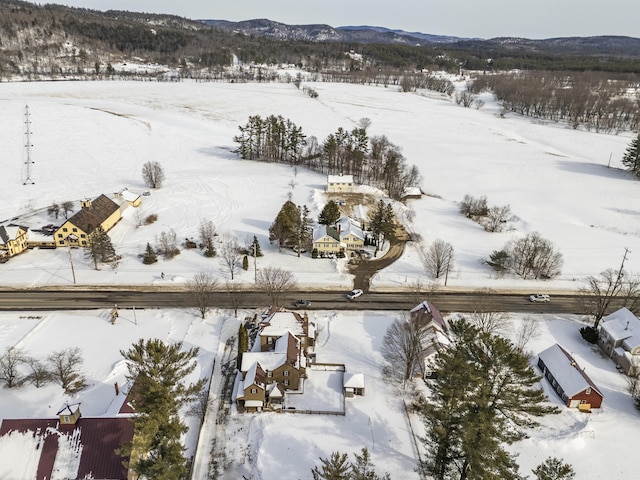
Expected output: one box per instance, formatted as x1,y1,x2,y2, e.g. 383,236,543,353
0,79,638,292
1,79,640,478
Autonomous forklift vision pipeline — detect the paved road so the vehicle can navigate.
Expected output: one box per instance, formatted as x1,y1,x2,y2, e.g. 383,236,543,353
0,287,586,314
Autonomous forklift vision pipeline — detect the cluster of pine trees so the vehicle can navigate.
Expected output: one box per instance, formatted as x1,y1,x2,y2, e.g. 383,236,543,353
233,115,422,199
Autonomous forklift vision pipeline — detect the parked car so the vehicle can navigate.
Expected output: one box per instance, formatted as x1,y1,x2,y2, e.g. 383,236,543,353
347,289,363,300
529,294,551,303
294,299,311,308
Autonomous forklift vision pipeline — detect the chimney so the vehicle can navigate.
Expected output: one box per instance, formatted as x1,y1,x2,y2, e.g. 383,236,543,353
625,321,630,330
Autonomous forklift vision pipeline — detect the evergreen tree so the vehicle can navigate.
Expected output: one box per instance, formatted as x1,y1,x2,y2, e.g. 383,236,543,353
142,242,158,264
237,324,249,370
319,200,340,226
297,204,313,257
269,200,301,251
119,339,206,478
622,132,640,177
242,255,249,271
312,452,351,480
250,235,263,257
351,448,391,480
420,319,558,480
84,226,117,270
532,457,575,480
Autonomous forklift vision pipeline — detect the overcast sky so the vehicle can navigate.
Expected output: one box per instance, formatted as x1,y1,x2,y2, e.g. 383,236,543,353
50,1,638,39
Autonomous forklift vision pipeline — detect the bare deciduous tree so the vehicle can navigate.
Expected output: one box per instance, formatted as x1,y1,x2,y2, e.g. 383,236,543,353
225,281,243,318
423,239,455,283
256,266,297,307
513,317,540,354
47,347,85,393
482,204,513,232
459,194,488,220
506,232,563,280
580,265,640,329
0,348,27,388
467,288,510,335
187,271,218,319
61,200,74,219
199,219,217,258
156,229,180,260
142,160,166,189
219,234,241,280
25,357,51,387
381,312,434,382
47,202,60,219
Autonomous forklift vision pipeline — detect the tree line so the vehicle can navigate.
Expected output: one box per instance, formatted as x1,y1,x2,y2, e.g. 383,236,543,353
233,114,422,199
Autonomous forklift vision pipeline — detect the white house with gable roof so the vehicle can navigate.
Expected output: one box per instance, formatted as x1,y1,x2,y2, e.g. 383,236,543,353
327,173,354,193
598,307,640,375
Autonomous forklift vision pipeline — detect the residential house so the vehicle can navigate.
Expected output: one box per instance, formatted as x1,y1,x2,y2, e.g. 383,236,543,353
235,332,306,412
235,310,316,412
54,194,121,247
598,307,640,375
0,224,28,260
410,300,451,377
336,216,365,252
0,393,137,480
537,343,604,409
327,173,355,193
115,187,142,207
312,225,344,256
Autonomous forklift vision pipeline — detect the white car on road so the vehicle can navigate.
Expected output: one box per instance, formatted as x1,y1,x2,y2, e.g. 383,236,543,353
529,294,551,303
347,289,363,300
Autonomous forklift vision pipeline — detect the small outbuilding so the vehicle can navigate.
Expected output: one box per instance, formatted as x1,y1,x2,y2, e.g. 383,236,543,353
537,343,604,409
343,372,365,397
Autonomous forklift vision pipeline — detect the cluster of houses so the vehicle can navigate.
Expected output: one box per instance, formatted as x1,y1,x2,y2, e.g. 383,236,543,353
0,191,140,262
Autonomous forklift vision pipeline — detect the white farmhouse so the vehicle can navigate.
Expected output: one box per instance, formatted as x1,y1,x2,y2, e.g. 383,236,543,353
327,173,354,193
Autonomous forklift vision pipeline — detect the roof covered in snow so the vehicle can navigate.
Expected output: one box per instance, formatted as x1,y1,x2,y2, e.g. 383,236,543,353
260,311,306,338
343,372,365,389
538,343,603,398
601,307,640,350
336,216,364,241
327,174,354,184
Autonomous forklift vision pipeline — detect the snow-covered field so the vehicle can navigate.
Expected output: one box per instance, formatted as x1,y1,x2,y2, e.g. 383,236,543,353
0,79,637,291
1,79,640,479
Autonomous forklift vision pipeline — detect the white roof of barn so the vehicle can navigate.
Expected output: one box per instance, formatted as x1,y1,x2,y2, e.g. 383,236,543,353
120,190,140,203
538,344,603,398
601,307,640,350
327,174,354,184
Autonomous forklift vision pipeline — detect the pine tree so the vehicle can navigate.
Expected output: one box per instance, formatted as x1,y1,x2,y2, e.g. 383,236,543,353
237,324,248,370
84,226,117,270
250,235,263,257
622,132,640,177
319,200,340,226
297,204,313,257
311,452,351,480
142,242,158,264
269,200,301,251
119,339,206,478
420,319,558,480
532,457,575,480
351,448,390,480
242,255,249,271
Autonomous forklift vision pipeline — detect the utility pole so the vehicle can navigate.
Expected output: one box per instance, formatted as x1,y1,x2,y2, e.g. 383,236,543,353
253,243,257,284
68,246,76,284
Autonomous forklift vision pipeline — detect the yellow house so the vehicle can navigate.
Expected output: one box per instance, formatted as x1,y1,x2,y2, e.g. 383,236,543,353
0,224,29,260
336,216,365,251
327,173,354,193
312,225,343,255
54,194,121,247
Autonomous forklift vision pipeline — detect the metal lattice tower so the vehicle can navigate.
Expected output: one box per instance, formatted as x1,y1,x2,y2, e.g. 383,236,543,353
23,104,34,185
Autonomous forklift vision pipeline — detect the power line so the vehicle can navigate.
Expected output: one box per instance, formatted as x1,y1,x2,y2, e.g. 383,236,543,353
23,104,35,185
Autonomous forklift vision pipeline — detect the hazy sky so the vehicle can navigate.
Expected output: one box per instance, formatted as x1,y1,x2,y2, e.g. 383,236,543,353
50,1,638,39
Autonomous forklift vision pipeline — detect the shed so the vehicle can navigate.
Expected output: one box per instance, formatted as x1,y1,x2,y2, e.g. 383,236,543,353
343,372,365,397
537,343,604,409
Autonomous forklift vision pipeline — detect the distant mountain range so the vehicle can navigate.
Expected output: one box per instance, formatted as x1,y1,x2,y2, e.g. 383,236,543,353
200,19,640,57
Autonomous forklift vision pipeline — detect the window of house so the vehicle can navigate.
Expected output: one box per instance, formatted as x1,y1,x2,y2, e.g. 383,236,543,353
63,416,70,423
267,371,272,378
580,399,587,404
63,227,68,232
81,234,86,238
251,388,257,394
284,380,289,386
57,234,63,238
72,228,77,232
585,387,591,395
267,337,273,344
283,370,289,377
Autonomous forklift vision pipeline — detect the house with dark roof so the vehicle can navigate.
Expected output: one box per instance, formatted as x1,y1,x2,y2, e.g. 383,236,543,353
538,343,604,409
410,300,451,377
598,307,640,375
0,224,29,260
54,195,121,247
